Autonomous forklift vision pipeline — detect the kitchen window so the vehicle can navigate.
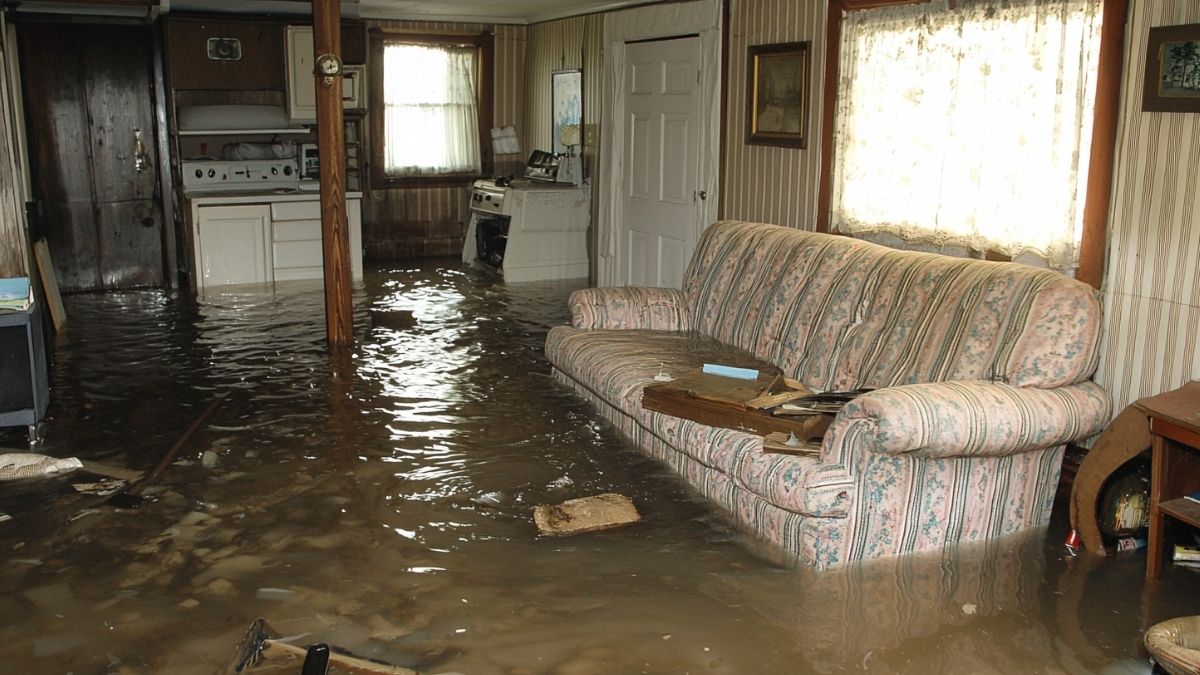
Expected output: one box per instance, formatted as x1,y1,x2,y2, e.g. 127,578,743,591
823,0,1116,274
370,31,493,187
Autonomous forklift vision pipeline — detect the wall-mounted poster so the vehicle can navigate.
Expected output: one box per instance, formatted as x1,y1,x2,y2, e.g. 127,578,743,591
552,69,582,154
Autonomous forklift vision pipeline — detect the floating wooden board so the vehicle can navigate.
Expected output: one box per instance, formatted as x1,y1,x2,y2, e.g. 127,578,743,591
534,493,641,536
643,368,829,439
33,240,65,332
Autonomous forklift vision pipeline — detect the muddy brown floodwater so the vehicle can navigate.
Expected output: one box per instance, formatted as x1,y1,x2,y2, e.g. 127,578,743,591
1,261,1198,674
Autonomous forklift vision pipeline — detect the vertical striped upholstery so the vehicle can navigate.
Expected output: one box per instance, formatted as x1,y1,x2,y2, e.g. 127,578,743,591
683,221,1103,391
546,221,1111,568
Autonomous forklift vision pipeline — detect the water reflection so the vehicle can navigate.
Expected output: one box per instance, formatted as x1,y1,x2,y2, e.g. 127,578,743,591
0,262,1196,674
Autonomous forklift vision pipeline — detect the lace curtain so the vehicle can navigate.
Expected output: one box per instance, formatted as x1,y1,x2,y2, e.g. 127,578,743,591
830,0,1104,269
382,43,480,176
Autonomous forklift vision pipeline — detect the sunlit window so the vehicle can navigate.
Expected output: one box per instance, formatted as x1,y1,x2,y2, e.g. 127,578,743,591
381,43,481,176
830,0,1104,269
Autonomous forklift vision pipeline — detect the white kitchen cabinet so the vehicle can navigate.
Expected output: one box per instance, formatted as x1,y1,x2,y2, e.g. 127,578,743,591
193,204,273,289
270,199,363,281
286,26,317,122
190,196,363,293
287,26,366,122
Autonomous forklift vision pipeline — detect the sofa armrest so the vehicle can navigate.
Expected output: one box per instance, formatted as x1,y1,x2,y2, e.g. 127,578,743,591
825,380,1111,460
567,287,692,331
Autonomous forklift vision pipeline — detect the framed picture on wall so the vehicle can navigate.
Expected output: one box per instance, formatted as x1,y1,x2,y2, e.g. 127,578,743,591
746,41,810,148
552,69,582,154
1143,23,1200,113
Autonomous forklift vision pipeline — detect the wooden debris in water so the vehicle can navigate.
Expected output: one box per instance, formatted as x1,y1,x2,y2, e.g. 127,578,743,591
369,309,416,330
534,493,641,537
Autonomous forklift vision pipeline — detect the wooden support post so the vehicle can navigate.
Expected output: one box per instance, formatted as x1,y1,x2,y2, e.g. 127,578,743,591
313,0,353,347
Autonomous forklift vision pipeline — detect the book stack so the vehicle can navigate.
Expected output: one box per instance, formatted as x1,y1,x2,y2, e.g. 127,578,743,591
0,277,31,312
1174,544,1200,570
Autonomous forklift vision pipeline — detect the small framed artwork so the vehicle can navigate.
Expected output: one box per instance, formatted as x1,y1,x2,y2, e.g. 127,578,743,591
551,69,582,154
1143,23,1200,113
746,41,810,148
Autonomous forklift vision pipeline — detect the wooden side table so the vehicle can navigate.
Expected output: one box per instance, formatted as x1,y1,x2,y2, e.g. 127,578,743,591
1144,382,1200,579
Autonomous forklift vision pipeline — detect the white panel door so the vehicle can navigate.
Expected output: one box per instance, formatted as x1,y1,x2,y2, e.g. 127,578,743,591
621,37,702,289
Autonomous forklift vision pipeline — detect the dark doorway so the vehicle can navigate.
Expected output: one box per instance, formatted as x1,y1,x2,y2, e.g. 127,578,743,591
19,22,165,292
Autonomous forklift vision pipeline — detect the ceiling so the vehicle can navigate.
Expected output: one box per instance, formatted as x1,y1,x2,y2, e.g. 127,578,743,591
160,0,657,24
355,0,655,24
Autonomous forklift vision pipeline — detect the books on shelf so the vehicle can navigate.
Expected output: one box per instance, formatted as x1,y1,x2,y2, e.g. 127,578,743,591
0,277,31,312
1174,544,1200,562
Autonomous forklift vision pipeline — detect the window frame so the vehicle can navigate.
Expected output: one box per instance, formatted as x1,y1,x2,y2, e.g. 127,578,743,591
369,29,494,189
815,0,1128,287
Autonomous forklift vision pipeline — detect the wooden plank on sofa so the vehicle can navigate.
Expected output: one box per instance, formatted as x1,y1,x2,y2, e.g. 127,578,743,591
642,369,830,439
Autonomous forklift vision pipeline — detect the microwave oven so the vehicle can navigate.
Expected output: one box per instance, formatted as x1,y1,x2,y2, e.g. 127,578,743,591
300,143,319,182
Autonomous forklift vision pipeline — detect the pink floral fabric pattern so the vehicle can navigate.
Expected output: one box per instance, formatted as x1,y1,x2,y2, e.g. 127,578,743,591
568,287,691,331
546,221,1112,568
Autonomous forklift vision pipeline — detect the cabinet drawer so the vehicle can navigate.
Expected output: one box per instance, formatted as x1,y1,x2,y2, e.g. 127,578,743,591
274,219,321,242
274,240,324,269
274,265,323,281
271,201,322,221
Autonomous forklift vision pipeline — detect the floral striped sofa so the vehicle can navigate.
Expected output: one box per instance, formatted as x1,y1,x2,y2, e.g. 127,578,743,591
545,220,1112,569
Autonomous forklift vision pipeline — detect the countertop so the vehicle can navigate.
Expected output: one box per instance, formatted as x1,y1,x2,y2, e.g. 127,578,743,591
186,190,364,205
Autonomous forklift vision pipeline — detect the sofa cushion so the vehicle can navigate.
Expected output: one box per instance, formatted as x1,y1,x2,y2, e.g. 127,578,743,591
547,326,843,515
682,221,1102,389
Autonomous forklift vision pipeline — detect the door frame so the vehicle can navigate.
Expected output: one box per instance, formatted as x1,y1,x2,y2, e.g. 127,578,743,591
596,0,722,288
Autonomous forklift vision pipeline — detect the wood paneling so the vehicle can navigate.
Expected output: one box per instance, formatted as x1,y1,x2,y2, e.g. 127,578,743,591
20,22,164,291
1095,0,1200,412
721,0,826,230
0,19,27,279
165,17,284,90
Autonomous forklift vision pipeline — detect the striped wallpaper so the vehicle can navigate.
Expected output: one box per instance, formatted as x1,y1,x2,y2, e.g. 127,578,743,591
721,0,827,230
525,15,604,280
525,18,585,154
1094,0,1200,410
360,19,527,260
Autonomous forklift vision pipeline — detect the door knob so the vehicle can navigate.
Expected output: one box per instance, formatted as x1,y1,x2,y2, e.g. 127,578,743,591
698,190,708,200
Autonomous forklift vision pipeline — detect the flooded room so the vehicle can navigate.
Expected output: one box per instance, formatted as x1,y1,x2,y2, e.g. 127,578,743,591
1,0,1199,674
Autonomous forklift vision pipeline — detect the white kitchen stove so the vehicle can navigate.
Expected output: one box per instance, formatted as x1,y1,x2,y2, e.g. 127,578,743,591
181,159,300,194
463,178,590,282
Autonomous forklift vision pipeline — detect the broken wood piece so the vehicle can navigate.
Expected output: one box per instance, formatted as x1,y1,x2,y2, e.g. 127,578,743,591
369,309,416,330
762,431,822,456
228,618,416,674
746,388,812,410
533,493,641,536
643,367,830,437
33,240,66,332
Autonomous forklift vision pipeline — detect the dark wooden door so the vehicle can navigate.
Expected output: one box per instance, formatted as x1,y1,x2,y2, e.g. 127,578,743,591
19,23,164,292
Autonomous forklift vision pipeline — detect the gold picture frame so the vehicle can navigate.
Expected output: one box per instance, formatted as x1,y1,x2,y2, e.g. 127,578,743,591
747,41,810,148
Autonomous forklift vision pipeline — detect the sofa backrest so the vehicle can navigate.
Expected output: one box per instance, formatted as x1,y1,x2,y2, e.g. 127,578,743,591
682,221,1101,390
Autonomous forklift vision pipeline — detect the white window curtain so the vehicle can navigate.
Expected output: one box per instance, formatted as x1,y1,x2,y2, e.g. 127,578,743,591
830,0,1104,269
382,43,481,176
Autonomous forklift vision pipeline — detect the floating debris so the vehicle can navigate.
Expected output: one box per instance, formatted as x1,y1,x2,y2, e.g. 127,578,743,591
370,309,417,330
72,479,127,496
533,493,641,537
0,454,82,481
